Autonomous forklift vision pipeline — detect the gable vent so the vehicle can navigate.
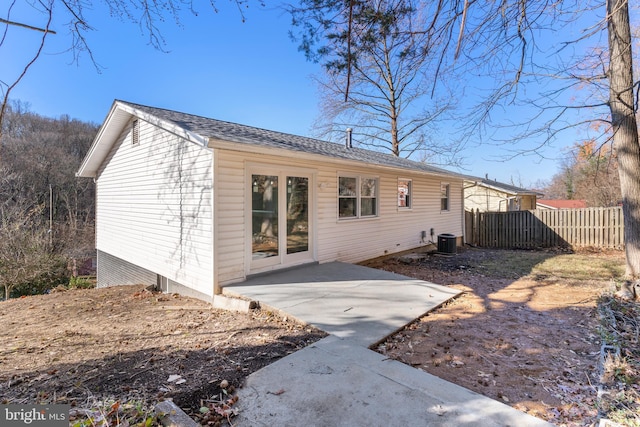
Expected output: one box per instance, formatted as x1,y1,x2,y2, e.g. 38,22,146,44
132,119,139,145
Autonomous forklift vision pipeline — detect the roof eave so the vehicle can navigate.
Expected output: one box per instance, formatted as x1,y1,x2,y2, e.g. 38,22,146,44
465,179,539,196
125,102,208,148
208,137,464,180
76,101,209,178
76,101,128,178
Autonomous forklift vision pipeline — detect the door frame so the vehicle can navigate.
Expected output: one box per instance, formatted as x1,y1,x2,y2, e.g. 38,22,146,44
246,163,316,275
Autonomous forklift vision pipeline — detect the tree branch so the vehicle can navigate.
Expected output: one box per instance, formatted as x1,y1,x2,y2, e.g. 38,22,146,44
0,17,57,34
0,0,54,151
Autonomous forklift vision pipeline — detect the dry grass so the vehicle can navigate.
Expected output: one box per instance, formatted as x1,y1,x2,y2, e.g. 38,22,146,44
598,295,640,426
372,248,637,426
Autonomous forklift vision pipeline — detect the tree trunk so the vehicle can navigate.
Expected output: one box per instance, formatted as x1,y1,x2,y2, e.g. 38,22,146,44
391,115,399,156
608,0,640,278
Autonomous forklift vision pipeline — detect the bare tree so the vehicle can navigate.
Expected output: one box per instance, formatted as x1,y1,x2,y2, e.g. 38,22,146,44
0,0,251,149
607,0,640,277
543,140,621,206
0,0,54,152
0,206,66,300
293,0,455,161
289,0,640,278
0,168,66,299
0,103,97,296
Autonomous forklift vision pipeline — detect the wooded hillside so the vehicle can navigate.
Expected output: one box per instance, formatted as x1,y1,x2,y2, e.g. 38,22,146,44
0,101,97,298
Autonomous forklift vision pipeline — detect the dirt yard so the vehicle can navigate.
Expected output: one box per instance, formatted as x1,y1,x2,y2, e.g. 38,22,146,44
0,249,633,426
364,247,629,427
0,285,326,424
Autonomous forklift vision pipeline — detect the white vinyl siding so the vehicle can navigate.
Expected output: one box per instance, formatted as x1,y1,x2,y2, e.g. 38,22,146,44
214,148,463,286
215,150,247,284
95,119,214,297
464,185,512,212
318,167,462,264
464,184,537,212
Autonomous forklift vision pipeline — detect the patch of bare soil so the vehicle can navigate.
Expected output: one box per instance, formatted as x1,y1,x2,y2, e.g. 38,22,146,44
365,247,625,427
0,285,325,423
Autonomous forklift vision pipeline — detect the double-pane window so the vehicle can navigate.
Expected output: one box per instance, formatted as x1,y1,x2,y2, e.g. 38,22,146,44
339,176,378,218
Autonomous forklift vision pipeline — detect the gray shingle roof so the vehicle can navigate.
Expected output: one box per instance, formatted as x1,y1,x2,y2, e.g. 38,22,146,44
473,178,541,195
120,100,464,179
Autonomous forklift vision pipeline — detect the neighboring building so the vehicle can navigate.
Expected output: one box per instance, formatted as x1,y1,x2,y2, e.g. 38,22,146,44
537,199,588,209
464,178,542,212
77,100,466,301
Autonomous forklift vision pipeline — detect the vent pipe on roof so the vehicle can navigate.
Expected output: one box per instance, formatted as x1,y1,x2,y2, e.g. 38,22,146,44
346,128,352,149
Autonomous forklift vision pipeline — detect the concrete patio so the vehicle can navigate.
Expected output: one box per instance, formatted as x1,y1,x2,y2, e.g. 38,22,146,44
223,262,461,347
223,262,554,426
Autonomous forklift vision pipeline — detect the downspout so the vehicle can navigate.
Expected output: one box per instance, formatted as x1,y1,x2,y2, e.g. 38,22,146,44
461,184,466,244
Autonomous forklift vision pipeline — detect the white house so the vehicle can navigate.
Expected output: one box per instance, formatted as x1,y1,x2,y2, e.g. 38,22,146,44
77,100,466,301
464,178,542,212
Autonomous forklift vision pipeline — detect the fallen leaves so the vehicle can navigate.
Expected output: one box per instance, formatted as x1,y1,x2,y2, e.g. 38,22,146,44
195,389,240,425
373,248,624,426
0,284,327,427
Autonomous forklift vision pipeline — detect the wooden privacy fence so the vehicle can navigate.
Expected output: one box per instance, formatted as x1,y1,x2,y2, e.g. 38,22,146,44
465,207,624,249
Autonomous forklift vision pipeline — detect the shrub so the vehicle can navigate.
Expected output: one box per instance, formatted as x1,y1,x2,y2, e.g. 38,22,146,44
68,275,96,289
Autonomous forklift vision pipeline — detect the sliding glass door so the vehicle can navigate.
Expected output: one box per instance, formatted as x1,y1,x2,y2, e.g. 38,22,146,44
251,170,312,271
286,176,309,255
251,175,279,260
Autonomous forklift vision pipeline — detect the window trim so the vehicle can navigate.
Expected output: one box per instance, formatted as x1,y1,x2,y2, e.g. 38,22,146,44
338,174,379,219
440,182,450,212
397,178,412,209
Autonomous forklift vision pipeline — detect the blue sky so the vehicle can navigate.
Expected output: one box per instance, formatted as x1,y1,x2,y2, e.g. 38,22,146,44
3,0,576,188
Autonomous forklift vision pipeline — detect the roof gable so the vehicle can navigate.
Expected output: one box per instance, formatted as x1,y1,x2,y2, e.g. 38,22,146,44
78,100,466,179
465,178,541,196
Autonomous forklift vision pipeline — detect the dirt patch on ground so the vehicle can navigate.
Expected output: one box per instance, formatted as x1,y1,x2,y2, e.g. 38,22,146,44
1,250,632,426
0,285,325,423
364,247,627,427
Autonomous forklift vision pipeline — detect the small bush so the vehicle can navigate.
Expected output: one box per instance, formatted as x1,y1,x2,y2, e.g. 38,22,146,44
10,263,69,298
68,275,96,289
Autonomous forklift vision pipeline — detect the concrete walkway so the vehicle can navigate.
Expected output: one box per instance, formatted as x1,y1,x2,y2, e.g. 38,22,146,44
224,262,553,426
